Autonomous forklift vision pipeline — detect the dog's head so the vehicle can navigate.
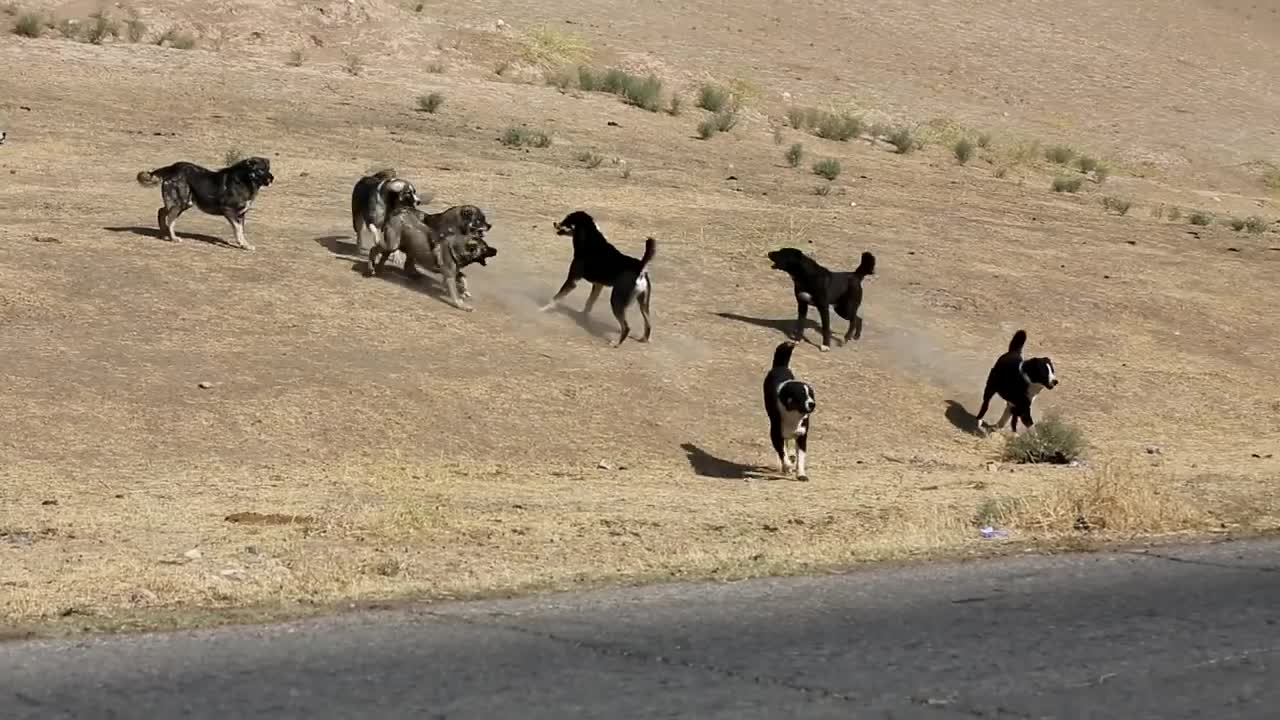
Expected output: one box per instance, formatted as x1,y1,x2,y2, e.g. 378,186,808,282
767,247,816,275
383,178,423,210
235,156,274,188
778,380,816,415
553,210,595,236
1023,357,1059,390
456,205,493,236
456,234,498,267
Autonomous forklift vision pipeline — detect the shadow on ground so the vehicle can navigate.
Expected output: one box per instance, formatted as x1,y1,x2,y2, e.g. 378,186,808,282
944,400,984,436
104,226,231,247
680,442,774,480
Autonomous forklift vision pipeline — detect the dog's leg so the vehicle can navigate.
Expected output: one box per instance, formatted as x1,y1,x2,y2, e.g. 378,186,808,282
583,283,603,314
456,271,471,299
224,210,253,251
994,404,1014,433
609,290,631,348
975,386,997,433
1013,404,1034,433
160,204,187,243
540,270,580,312
795,423,810,481
793,300,809,342
817,303,833,352
436,245,472,312
637,282,653,343
771,425,789,473
366,245,385,277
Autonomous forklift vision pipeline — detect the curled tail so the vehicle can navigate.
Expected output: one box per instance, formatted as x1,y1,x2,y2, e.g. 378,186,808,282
854,251,876,277
136,170,161,187
771,341,796,370
637,237,657,275
1008,329,1028,353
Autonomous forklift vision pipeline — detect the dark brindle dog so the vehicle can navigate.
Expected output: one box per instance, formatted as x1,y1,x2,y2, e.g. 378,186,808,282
540,210,656,347
136,156,274,250
350,169,427,254
767,247,876,352
366,185,496,310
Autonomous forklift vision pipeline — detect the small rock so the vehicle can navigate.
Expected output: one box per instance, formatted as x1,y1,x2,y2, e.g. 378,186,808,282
781,91,792,101
183,548,203,560
1227,247,1241,253
245,545,260,555
41,499,57,506
197,381,214,389
597,460,614,470
986,463,999,473
1145,446,1162,455
606,120,620,127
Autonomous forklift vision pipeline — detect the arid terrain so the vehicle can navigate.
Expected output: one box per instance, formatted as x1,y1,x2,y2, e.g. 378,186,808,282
2,0,1279,635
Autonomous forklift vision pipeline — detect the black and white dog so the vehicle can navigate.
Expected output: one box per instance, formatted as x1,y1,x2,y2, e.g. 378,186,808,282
975,329,1059,433
763,341,816,481
767,247,876,352
540,210,656,347
136,156,275,250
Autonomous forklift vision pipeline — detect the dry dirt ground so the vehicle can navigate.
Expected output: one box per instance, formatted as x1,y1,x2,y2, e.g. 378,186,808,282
2,0,1279,635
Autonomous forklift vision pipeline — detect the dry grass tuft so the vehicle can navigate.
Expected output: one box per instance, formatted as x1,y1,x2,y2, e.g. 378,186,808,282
501,126,552,148
888,126,918,154
785,142,804,168
697,83,731,112
1045,145,1075,165
521,26,592,67
574,149,604,169
1002,415,1085,464
1101,196,1132,215
812,157,841,180
416,92,445,113
287,48,305,66
991,464,1208,535
953,138,974,165
13,10,42,37
1051,176,1084,193
83,10,119,44
155,27,196,49
1189,210,1213,226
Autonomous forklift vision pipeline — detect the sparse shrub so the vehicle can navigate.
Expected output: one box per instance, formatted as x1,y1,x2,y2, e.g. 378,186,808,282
1045,145,1075,164
772,125,783,145
1189,210,1213,226
224,148,244,166
711,110,738,132
785,107,808,129
1002,415,1085,465
1076,155,1098,173
953,138,974,165
521,26,592,67
618,73,662,112
813,112,862,141
156,27,196,49
1242,216,1268,233
993,166,1009,179
696,116,719,140
574,150,604,169
1229,218,1247,231
501,126,552,148
56,18,77,38
812,158,841,181
1166,206,1182,221
1265,168,1280,192
973,496,1022,528
667,94,683,116
620,166,632,179
785,142,804,168
1093,164,1110,184
125,17,146,43
697,83,730,112
416,92,444,113
12,11,42,37
888,126,917,154
1101,196,1132,215
976,132,993,149
814,183,832,196
1149,204,1165,219
287,48,305,66
1051,176,1084,193
577,65,600,91
426,61,445,74
83,11,119,44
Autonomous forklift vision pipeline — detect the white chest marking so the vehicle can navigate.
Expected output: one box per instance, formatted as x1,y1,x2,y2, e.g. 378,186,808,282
797,291,813,303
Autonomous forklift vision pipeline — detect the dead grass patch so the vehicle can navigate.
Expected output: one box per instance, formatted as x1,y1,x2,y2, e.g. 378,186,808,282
1002,415,1085,464
12,10,42,37
521,26,592,67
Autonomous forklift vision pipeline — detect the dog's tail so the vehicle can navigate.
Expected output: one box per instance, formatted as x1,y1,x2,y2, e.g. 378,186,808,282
771,341,796,370
136,169,162,187
637,237,658,275
1008,329,1028,353
854,251,876,277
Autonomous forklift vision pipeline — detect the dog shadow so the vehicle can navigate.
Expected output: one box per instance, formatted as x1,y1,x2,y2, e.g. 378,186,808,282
944,400,985,436
346,259,462,306
713,312,827,343
104,226,231,247
680,442,774,480
546,303,621,340
313,234,363,259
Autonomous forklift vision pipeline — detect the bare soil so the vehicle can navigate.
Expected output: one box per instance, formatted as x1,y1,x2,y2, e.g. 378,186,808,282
2,0,1279,635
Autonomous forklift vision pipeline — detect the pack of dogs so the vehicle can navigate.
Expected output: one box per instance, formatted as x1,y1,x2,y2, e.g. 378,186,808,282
132,155,1061,481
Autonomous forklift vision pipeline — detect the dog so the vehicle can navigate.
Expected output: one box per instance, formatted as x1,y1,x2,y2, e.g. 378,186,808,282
367,199,495,311
350,169,427,254
767,247,876,352
975,329,1059,433
403,205,497,301
135,156,275,250
540,210,656,347
763,341,816,481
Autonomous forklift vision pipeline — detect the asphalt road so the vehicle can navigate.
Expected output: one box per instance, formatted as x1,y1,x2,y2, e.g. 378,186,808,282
2,539,1278,719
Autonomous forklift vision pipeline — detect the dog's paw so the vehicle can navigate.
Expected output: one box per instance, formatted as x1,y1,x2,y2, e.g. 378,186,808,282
456,303,475,312
538,302,556,313
796,474,810,482
819,345,830,353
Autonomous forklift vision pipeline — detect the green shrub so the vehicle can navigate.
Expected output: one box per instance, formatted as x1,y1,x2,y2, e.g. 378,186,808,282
1045,145,1075,164
1051,176,1083,193
12,11,42,37
416,92,444,113
888,126,917,154
501,127,552,148
812,158,841,180
1076,155,1098,173
697,83,730,112
953,139,974,164
976,132,993,149
785,142,804,168
1002,415,1085,465
1188,210,1213,226
813,112,862,141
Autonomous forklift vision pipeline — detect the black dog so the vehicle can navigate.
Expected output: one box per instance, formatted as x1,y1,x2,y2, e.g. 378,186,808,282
975,329,1059,433
540,210,656,347
136,157,274,250
763,341,816,481
767,247,876,352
